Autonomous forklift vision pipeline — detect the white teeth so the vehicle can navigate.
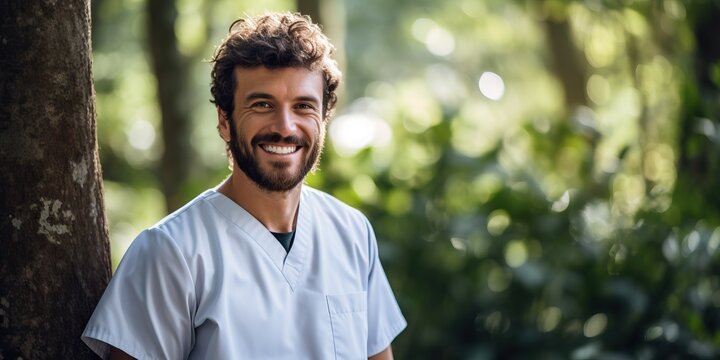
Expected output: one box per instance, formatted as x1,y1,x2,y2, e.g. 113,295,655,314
262,145,297,154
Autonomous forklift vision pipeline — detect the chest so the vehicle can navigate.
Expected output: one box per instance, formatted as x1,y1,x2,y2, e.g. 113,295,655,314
187,227,370,359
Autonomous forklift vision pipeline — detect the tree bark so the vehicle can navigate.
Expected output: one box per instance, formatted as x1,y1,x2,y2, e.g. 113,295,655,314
0,0,111,358
147,0,193,212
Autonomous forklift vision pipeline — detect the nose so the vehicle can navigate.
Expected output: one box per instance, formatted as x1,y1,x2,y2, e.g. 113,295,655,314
270,107,297,136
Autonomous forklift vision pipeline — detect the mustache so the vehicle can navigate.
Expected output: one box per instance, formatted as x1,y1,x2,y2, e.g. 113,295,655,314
251,133,309,147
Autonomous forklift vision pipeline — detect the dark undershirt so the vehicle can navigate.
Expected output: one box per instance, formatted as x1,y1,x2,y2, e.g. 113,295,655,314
270,230,296,253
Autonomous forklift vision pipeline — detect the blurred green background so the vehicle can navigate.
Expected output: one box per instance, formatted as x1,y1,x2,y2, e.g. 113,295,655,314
91,0,720,358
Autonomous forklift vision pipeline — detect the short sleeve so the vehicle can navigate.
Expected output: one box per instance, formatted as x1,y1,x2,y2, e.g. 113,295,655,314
82,228,195,360
364,219,407,356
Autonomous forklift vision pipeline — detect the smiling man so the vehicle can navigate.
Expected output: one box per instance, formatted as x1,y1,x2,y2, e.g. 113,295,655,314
81,12,406,360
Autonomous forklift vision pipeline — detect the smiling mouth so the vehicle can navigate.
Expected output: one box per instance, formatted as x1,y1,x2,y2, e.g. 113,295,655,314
261,144,300,155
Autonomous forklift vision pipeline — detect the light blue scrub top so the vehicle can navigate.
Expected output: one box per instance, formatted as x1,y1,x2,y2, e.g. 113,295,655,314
82,187,406,359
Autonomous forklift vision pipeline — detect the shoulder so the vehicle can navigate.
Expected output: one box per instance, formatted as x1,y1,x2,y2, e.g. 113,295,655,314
154,189,220,229
127,189,230,265
149,189,227,243
117,189,231,282
302,186,368,221
301,186,376,250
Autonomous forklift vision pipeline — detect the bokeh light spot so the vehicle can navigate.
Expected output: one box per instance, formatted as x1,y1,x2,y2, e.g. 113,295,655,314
488,266,512,292
682,230,700,256
538,307,562,332
411,18,455,56
664,322,679,342
663,0,686,20
329,112,392,156
425,27,455,56
645,326,663,340
385,190,412,216
505,240,528,268
127,118,155,150
478,71,505,100
551,190,571,212
450,237,467,252
585,23,617,68
351,175,379,203
583,313,608,337
587,74,610,105
487,210,511,236
484,311,510,334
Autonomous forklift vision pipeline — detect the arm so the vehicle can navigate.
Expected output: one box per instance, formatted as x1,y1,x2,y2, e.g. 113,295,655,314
81,229,195,359
363,218,405,360
369,345,393,360
110,347,135,360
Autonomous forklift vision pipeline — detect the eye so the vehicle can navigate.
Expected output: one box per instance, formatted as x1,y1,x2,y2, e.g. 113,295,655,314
249,101,274,112
251,101,272,108
295,103,316,111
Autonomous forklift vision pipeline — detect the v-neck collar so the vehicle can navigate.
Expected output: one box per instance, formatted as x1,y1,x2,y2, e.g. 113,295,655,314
206,187,310,291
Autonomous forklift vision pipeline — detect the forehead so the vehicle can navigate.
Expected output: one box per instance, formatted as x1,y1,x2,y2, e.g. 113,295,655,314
233,66,324,101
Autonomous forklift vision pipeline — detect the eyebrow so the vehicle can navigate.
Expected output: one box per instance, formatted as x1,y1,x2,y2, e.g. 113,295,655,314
245,92,274,102
295,95,321,105
244,92,320,105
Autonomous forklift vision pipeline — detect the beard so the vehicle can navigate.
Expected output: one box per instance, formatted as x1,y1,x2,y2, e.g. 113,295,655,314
228,119,323,192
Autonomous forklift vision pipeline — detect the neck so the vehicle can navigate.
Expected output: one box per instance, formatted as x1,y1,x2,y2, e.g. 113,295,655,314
218,169,301,233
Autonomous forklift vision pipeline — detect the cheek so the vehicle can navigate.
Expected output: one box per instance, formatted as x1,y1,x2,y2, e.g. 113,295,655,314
296,119,321,141
318,123,326,141
311,119,324,138
234,120,257,138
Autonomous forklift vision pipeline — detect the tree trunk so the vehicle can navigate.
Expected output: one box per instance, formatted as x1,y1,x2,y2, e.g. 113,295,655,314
296,0,347,108
147,0,193,212
0,0,111,358
542,10,589,112
297,0,323,25
673,2,720,220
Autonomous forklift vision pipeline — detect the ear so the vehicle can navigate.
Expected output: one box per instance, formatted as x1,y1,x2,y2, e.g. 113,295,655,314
217,108,231,142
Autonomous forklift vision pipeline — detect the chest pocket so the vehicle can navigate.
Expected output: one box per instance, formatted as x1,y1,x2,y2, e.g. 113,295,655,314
326,292,368,359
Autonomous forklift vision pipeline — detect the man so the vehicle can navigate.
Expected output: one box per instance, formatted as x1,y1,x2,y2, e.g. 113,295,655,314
81,12,406,360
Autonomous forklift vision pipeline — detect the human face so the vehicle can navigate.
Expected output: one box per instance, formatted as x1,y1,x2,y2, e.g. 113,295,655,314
218,66,325,192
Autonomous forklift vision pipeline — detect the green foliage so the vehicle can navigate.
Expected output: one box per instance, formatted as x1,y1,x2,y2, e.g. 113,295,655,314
331,0,720,358
93,0,720,358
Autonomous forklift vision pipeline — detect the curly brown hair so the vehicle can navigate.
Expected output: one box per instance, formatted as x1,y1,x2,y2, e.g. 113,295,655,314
210,12,342,120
